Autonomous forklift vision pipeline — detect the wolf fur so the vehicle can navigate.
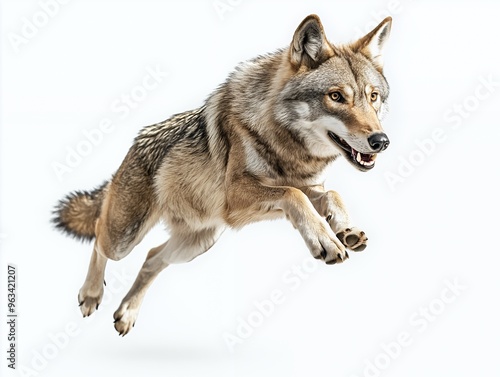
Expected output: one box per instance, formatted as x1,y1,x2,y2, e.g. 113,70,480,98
53,14,392,336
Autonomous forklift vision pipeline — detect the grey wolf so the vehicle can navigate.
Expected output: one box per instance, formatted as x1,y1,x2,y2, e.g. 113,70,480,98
53,14,392,336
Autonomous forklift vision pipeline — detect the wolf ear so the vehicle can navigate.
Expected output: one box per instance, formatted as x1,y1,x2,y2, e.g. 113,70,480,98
353,17,392,71
290,14,334,70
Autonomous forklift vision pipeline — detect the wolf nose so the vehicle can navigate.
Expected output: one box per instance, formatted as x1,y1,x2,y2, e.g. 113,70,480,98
368,133,390,152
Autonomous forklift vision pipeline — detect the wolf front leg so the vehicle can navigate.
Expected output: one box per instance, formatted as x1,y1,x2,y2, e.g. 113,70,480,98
300,184,368,252
225,176,347,264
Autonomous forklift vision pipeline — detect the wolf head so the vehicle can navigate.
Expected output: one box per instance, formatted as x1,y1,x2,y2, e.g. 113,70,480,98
277,15,392,171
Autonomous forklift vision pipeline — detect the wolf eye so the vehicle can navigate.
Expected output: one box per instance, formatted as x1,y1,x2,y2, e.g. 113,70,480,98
330,91,344,103
370,92,379,102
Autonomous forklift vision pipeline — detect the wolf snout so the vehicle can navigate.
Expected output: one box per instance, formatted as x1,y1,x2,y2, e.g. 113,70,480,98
367,133,390,152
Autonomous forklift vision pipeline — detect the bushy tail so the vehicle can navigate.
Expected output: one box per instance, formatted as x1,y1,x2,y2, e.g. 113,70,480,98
52,181,109,242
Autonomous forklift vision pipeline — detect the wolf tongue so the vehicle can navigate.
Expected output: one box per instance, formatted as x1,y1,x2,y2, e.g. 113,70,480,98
360,153,373,162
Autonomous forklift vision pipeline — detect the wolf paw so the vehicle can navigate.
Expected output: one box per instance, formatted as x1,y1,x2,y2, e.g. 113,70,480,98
336,227,367,251
78,285,104,317
303,221,348,265
113,302,139,336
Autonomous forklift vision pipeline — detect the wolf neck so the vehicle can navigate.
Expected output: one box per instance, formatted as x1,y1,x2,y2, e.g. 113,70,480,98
205,49,335,184
224,49,290,128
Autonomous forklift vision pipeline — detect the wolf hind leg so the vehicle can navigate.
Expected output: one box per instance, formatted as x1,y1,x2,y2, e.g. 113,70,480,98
78,243,107,317
78,180,159,317
301,185,368,252
78,216,158,317
113,226,224,336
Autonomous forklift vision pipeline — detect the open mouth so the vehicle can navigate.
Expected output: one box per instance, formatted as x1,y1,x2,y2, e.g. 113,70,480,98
328,131,376,170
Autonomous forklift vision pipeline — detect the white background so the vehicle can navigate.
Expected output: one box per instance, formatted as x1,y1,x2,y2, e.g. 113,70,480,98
1,0,499,376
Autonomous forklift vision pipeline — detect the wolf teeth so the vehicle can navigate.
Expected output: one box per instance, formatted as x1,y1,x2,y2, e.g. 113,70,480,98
354,151,375,167
356,152,362,163
350,148,375,167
